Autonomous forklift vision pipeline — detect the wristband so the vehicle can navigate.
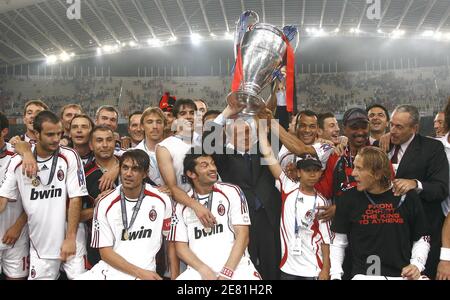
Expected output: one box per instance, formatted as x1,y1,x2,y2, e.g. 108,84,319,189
440,247,450,261
220,266,234,279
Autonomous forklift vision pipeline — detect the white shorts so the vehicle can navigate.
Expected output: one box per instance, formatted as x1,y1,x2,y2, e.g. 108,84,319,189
28,239,88,280
0,243,29,279
75,260,137,280
176,257,261,280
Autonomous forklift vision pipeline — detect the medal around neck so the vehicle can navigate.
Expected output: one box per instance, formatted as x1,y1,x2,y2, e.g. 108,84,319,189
31,176,40,187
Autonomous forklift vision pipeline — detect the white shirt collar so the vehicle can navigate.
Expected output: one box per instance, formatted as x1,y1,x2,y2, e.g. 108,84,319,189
400,133,416,153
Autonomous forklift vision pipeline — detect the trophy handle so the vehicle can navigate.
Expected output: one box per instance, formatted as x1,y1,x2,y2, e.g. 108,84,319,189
282,25,299,53
234,10,260,59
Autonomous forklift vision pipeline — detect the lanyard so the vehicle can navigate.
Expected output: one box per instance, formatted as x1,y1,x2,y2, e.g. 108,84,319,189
294,189,318,236
120,185,145,240
363,189,406,213
33,147,59,186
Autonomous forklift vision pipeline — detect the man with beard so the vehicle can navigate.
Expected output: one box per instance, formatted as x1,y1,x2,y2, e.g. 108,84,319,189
367,104,390,145
315,108,370,222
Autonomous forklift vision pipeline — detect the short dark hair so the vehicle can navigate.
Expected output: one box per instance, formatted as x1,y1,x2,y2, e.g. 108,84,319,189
89,125,114,142
295,110,318,129
183,147,210,186
119,149,150,175
318,112,335,129
33,111,60,133
173,99,197,118
0,112,9,131
366,104,390,122
95,105,119,120
202,109,221,123
128,111,143,127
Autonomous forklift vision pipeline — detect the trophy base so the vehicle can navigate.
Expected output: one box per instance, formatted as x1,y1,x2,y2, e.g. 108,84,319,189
226,91,265,116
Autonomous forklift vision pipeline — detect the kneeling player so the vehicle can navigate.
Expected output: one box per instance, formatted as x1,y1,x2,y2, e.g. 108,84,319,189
170,149,261,280
76,149,172,280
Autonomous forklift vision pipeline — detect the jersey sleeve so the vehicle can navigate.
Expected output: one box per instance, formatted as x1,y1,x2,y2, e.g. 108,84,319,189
90,200,115,248
0,157,19,200
161,193,173,238
275,170,298,194
318,198,332,244
229,185,251,226
66,150,88,198
168,203,188,243
312,142,334,170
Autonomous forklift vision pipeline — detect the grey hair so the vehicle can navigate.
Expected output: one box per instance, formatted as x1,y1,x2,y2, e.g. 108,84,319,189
392,104,420,126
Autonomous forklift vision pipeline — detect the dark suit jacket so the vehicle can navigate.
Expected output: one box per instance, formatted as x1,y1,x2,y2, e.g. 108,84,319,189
395,134,448,223
212,143,281,230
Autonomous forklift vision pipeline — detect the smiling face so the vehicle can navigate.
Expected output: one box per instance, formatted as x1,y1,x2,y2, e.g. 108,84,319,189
390,111,417,145
319,117,340,145
186,155,218,187
344,121,369,150
368,107,389,136
128,114,144,144
90,128,115,160
296,114,318,145
23,104,46,133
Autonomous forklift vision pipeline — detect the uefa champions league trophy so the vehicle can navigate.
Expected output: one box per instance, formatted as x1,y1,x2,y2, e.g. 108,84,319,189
227,11,297,115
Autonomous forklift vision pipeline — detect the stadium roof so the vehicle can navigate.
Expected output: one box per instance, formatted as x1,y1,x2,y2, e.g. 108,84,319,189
1,0,450,65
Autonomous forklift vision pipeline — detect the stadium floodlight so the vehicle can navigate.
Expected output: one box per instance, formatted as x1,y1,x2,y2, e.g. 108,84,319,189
434,32,443,40
224,31,233,40
96,47,102,56
377,29,384,34
191,33,202,44
334,28,340,33
210,33,217,38
46,55,57,65
147,38,162,47
169,36,177,42
129,41,137,47
422,30,434,37
349,28,361,34
70,53,75,57
445,33,450,41
390,29,405,38
59,52,70,62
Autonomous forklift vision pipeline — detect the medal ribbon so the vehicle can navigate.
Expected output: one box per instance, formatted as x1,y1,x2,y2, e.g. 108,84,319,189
33,147,60,186
120,185,145,237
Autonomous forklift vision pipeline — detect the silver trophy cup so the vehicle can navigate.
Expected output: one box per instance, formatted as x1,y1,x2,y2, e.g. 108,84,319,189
227,23,288,115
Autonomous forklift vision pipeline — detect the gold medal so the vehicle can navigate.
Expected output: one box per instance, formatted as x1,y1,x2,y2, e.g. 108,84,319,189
31,177,40,187
124,230,129,240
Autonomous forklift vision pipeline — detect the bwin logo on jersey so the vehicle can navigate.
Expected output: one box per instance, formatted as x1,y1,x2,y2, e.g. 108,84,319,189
121,226,152,241
30,186,62,200
194,224,223,239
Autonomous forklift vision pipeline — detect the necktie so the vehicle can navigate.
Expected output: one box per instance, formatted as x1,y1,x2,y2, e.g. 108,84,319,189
391,145,401,164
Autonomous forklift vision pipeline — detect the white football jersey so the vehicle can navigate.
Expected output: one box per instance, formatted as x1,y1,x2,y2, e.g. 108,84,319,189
276,171,331,277
169,182,251,272
91,183,172,278
278,143,333,171
0,143,29,250
0,146,88,259
134,140,162,186
157,135,193,192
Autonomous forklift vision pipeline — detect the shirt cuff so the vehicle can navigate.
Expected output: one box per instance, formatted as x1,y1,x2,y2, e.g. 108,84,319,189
415,180,423,193
213,113,227,126
441,248,450,261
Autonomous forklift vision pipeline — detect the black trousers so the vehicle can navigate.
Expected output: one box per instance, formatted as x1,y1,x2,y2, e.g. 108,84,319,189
248,208,281,280
280,271,316,280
